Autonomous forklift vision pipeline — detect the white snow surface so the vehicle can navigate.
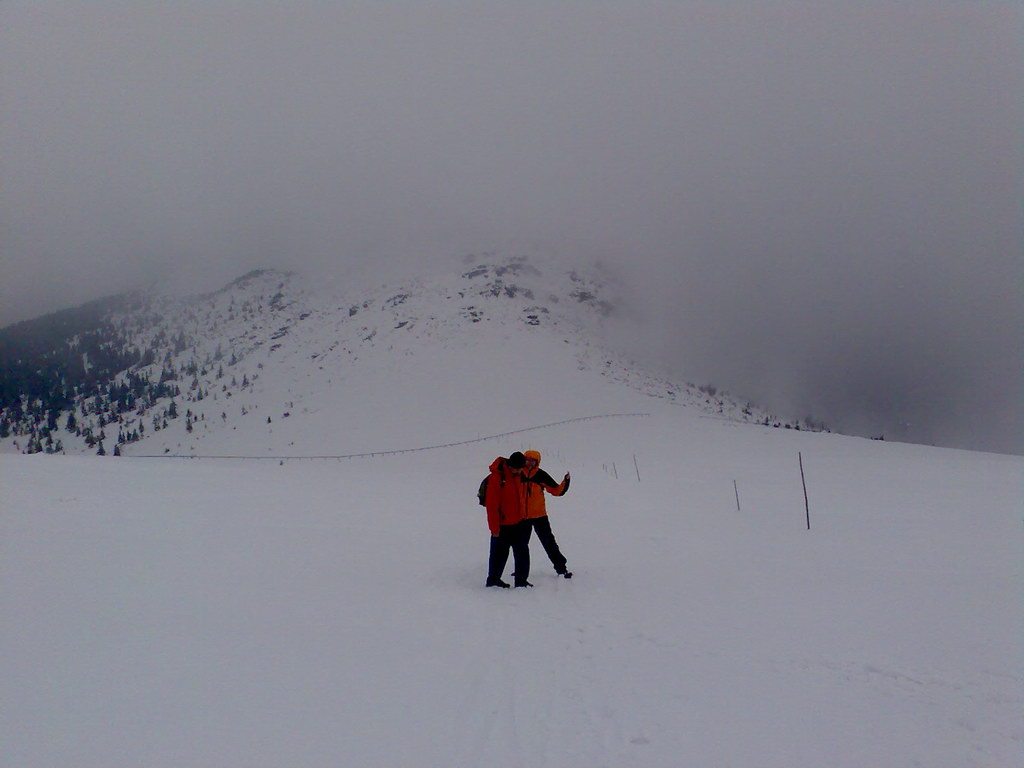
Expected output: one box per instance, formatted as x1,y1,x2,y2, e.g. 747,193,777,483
2,264,1022,766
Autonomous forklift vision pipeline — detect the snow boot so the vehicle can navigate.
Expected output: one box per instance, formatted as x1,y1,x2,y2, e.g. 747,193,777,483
514,580,534,588
486,578,510,589
556,567,573,579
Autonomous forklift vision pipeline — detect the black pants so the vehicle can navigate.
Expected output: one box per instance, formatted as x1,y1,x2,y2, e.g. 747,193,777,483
488,520,531,585
528,515,568,573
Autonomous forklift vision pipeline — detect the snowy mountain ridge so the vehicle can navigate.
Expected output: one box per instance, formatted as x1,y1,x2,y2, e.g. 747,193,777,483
0,254,821,457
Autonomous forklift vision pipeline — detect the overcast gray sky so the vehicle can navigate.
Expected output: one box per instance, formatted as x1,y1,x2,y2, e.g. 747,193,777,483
1,1,1020,453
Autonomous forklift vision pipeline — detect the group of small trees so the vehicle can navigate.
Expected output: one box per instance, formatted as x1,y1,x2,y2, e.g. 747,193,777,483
0,303,251,454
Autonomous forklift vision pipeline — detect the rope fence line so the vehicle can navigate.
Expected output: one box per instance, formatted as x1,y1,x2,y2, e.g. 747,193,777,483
126,412,650,461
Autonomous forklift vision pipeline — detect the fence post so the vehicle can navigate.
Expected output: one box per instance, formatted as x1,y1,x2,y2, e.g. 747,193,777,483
799,452,810,530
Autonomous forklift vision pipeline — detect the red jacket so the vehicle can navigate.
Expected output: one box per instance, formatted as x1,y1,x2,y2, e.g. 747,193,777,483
484,456,526,536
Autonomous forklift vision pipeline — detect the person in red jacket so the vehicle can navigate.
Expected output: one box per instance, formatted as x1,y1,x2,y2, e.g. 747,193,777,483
522,450,572,578
484,452,532,588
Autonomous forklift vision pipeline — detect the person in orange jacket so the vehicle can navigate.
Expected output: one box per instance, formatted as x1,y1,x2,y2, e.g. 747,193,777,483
484,452,532,588
522,449,573,578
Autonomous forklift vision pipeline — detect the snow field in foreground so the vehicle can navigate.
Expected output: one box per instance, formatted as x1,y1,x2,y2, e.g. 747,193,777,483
2,409,1021,767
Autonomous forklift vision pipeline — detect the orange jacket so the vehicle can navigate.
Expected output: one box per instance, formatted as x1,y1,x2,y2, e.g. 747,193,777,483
484,456,527,536
522,450,570,519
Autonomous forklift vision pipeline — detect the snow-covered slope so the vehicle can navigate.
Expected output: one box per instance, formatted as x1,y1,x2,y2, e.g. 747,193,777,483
2,255,814,458
2,405,1020,767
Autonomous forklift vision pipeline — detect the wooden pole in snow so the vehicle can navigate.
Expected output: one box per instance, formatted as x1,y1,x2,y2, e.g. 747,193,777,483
799,452,810,530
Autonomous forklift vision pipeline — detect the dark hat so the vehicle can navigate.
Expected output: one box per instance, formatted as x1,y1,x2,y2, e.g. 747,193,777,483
507,452,526,469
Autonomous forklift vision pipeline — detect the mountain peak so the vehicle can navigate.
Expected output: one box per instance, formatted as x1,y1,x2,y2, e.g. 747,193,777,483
0,258,819,456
